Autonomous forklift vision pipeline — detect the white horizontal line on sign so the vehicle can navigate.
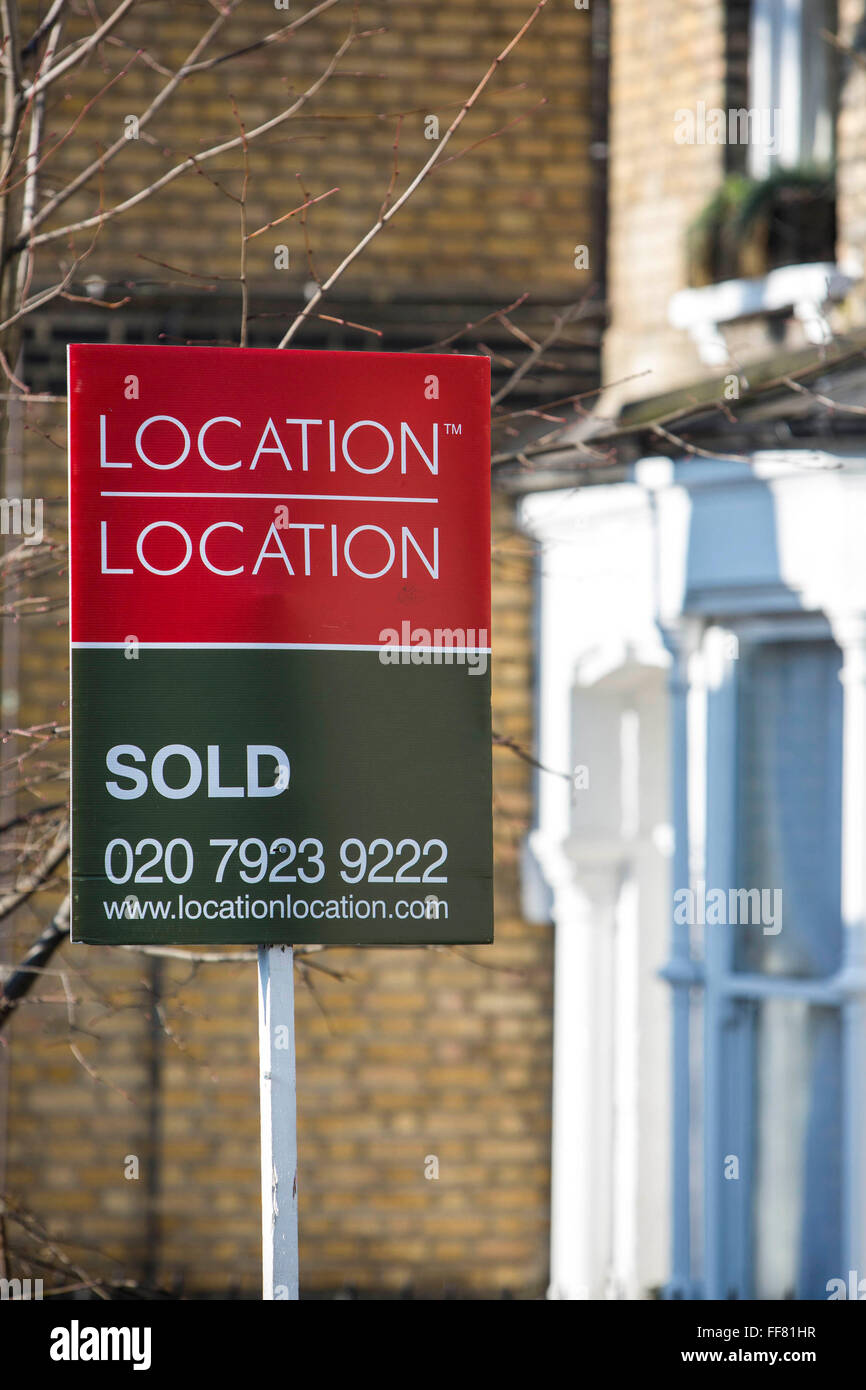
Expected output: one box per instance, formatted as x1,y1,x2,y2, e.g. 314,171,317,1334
99,491,439,504
71,642,492,652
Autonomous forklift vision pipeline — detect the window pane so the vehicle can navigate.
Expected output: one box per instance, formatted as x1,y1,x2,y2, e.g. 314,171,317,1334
752,1000,842,1298
749,0,837,174
800,0,837,168
735,639,842,977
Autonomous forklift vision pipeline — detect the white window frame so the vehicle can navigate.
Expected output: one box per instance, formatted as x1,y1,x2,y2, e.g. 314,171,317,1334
749,0,836,177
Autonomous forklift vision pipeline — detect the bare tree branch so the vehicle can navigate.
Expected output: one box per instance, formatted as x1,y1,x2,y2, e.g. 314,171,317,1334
25,29,356,251
0,892,68,1031
14,10,61,308
24,0,137,100
20,0,67,60
0,826,68,924
491,297,591,406
23,1,239,237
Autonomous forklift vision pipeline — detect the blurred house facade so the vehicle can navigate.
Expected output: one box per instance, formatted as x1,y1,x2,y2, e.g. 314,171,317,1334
519,0,866,1299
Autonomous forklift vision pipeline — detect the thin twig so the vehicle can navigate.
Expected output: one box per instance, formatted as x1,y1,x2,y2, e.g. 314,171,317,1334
277,0,550,347
492,295,593,406
183,0,341,74
492,730,572,782
232,95,250,347
0,827,68,924
0,894,69,1032
245,186,339,241
117,944,257,964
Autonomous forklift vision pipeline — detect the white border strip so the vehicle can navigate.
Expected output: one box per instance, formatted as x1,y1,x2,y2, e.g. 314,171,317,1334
100,491,438,504
71,641,492,653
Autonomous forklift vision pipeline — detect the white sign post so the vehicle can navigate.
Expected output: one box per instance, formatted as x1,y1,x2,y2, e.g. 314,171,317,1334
257,945,299,1300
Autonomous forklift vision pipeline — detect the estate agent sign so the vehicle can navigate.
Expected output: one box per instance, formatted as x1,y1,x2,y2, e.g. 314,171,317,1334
68,345,493,946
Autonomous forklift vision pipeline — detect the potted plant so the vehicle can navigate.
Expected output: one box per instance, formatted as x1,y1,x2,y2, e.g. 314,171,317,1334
686,167,836,287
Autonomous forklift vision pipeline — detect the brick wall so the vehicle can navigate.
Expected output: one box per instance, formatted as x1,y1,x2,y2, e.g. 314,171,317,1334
603,0,727,403
2,394,551,1301
21,0,594,308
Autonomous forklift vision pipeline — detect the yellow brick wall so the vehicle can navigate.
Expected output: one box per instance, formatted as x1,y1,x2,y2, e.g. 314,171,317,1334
2,417,551,1298
603,0,726,404
21,0,594,307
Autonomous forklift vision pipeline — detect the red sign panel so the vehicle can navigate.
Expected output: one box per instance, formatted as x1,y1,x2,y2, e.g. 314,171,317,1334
69,345,490,647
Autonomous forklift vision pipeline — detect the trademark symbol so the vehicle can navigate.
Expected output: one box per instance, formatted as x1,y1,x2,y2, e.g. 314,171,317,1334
444,423,462,435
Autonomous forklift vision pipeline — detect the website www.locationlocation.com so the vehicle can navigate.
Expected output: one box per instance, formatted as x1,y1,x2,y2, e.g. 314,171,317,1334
103,893,448,924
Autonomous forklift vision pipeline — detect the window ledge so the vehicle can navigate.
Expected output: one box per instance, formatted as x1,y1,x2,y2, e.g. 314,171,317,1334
668,262,861,366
